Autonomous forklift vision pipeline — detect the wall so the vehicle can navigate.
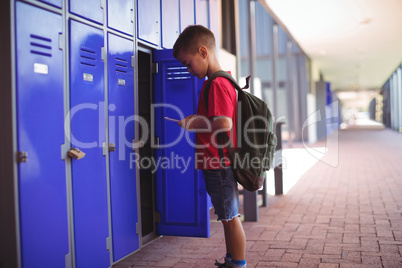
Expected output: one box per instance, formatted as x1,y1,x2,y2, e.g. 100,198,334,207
0,1,18,267
2,1,219,267
381,64,402,132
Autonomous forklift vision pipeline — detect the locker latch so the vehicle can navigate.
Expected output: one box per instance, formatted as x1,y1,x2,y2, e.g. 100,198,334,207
68,148,86,160
17,151,28,163
108,143,116,152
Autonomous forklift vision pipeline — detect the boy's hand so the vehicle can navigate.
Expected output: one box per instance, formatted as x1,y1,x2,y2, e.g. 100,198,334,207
178,115,197,131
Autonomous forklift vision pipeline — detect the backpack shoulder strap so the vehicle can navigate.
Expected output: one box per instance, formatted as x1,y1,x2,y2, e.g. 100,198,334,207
204,71,250,111
202,72,251,169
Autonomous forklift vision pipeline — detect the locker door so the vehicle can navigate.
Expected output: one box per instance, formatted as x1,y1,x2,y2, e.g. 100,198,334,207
69,20,109,268
107,0,134,36
153,49,209,237
38,0,62,8
161,0,179,49
195,0,209,28
137,0,160,46
15,2,68,267
180,0,195,32
70,0,104,25
107,33,139,261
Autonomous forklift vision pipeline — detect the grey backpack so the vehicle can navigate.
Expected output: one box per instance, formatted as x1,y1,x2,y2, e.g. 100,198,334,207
204,71,277,192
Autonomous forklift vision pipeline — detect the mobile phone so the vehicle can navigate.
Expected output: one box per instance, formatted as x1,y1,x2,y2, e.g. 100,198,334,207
164,117,180,122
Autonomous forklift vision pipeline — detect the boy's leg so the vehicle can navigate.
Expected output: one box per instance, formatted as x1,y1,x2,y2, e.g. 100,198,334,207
222,217,246,261
224,223,232,254
202,168,246,265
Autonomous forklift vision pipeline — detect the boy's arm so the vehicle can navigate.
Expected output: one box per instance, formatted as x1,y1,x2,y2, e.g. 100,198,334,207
178,115,232,133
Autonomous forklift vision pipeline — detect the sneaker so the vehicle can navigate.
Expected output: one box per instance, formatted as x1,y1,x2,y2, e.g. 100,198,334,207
214,259,229,268
227,261,247,268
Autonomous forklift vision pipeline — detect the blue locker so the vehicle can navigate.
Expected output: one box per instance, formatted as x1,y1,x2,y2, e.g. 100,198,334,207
107,0,134,36
180,0,194,32
195,0,209,28
70,0,104,25
69,20,109,268
161,0,179,48
15,2,68,267
38,0,62,8
107,33,139,261
153,49,209,237
137,0,160,46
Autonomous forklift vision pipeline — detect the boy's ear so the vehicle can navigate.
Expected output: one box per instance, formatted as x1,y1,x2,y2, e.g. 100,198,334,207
198,46,208,58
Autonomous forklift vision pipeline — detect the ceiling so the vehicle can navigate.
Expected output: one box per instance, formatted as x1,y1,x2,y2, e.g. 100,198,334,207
264,0,402,92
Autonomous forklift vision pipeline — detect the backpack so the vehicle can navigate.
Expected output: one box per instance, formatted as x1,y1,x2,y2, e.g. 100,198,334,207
204,71,277,192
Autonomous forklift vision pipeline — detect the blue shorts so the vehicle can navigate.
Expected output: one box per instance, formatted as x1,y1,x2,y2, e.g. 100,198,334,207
202,167,241,221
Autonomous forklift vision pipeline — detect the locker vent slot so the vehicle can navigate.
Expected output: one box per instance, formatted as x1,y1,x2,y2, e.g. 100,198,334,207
115,58,128,74
30,34,51,42
80,47,97,67
166,66,191,80
30,34,52,57
30,50,52,57
31,42,51,50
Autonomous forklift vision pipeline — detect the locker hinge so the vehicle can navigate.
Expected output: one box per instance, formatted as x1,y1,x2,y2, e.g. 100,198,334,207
152,137,160,149
100,0,105,9
101,47,106,62
106,236,112,251
133,139,145,150
58,33,65,50
61,144,69,160
154,211,161,223
152,63,158,74
65,253,72,268
130,8,134,23
136,221,140,235
131,55,135,68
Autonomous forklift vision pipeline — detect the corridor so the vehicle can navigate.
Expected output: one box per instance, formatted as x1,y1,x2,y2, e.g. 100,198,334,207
114,128,402,268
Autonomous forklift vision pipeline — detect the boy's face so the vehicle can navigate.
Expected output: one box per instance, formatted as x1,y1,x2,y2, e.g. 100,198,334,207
176,48,208,79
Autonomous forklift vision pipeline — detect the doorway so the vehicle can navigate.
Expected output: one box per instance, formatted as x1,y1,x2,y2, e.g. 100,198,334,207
138,48,157,244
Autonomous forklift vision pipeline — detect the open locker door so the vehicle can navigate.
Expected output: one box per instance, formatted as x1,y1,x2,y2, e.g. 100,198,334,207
153,49,210,237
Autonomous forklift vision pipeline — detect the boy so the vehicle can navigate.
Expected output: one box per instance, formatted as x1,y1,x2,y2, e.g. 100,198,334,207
173,25,247,268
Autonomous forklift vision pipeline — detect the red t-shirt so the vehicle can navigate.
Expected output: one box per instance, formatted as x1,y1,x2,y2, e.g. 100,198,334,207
196,74,237,170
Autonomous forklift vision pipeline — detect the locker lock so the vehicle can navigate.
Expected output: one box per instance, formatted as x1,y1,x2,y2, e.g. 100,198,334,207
17,151,28,163
68,148,86,160
109,143,116,152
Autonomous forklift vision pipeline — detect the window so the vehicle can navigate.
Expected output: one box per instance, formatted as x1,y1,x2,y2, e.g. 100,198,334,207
221,0,236,54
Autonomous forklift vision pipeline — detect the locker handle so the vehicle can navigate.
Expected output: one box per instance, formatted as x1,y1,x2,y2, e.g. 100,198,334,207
68,148,86,160
109,143,116,152
17,151,28,163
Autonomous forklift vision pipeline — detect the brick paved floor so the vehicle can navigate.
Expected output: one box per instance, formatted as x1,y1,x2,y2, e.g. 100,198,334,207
114,129,402,268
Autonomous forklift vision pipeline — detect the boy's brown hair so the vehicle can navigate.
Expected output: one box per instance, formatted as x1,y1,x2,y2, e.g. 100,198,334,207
173,25,216,58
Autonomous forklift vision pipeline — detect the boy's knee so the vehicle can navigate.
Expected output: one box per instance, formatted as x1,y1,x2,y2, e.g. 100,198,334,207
222,217,240,227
